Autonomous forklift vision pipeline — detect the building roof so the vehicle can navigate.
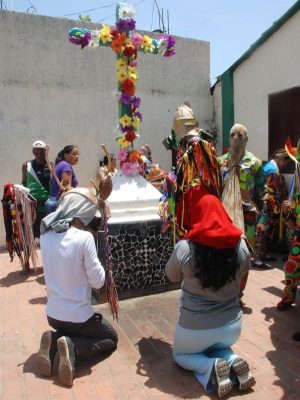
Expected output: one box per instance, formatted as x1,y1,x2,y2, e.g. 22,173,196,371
224,0,300,74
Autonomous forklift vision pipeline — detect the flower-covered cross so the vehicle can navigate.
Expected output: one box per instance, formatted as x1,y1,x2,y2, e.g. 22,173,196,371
68,3,176,176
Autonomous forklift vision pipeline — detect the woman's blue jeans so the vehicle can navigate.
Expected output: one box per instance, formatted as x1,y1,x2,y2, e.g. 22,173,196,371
172,315,242,392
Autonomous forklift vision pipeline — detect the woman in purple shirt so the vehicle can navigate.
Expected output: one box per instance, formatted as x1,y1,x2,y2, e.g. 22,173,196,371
45,145,79,214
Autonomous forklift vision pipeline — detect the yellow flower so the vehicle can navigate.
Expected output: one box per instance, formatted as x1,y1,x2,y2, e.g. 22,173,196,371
116,58,127,70
128,66,138,81
141,35,154,53
119,114,132,127
131,116,140,129
116,68,128,82
100,25,112,43
117,135,130,148
142,35,152,46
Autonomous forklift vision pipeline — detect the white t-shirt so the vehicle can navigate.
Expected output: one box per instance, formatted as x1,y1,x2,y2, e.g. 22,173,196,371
40,227,105,323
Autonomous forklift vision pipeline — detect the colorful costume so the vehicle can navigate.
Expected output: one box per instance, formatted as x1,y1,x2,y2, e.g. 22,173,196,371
159,103,221,240
277,138,300,310
1,184,39,273
2,184,21,261
254,159,287,261
218,150,264,246
159,138,221,239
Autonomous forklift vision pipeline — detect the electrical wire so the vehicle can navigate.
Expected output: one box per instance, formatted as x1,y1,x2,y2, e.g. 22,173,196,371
154,0,161,31
26,0,37,13
0,0,8,10
150,0,154,31
58,2,117,18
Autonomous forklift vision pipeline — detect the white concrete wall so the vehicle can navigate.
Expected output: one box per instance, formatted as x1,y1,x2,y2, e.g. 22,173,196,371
233,10,300,161
0,10,213,247
212,80,223,155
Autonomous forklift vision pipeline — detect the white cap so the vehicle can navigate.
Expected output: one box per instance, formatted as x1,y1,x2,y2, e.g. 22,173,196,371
32,140,47,149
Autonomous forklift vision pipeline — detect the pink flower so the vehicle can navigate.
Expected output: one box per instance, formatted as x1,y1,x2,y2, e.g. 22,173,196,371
121,161,133,176
121,161,141,176
130,32,143,49
129,60,138,67
117,148,128,162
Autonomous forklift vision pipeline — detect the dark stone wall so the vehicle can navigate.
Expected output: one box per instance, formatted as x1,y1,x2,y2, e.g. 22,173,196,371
94,220,180,302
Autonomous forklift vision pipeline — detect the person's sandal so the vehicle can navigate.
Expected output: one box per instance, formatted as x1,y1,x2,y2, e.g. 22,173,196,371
231,357,256,391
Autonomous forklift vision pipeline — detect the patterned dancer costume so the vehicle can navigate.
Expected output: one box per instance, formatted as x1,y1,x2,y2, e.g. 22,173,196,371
277,138,300,310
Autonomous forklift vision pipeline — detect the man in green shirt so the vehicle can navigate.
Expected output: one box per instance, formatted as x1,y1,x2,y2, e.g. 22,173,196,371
21,140,52,240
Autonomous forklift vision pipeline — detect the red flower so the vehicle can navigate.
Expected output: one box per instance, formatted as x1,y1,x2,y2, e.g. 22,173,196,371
110,32,126,53
122,79,135,96
125,130,136,142
124,45,135,58
110,29,119,40
111,39,122,53
119,32,127,46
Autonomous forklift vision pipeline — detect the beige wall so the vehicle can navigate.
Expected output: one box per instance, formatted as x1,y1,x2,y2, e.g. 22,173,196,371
233,11,300,161
212,80,223,155
0,10,213,247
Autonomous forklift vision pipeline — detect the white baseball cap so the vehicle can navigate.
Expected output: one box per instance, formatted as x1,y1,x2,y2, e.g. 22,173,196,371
32,140,47,149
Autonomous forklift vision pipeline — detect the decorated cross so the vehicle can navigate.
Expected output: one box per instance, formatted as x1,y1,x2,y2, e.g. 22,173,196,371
68,3,176,176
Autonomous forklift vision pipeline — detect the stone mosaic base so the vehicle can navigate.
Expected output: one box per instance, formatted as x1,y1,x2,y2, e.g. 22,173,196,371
95,220,179,301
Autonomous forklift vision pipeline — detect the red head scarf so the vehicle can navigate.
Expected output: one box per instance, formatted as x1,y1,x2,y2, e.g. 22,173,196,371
176,186,242,249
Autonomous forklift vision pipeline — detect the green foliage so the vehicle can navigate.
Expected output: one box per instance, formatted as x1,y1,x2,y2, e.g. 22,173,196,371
79,14,91,22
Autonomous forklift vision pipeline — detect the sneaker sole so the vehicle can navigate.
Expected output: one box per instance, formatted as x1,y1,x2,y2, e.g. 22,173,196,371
214,359,233,398
232,358,256,391
57,338,74,386
36,331,52,377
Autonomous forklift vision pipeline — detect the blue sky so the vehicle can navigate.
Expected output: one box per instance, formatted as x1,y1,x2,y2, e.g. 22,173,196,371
4,0,297,81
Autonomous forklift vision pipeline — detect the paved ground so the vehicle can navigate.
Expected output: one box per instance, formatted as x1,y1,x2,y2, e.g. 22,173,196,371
0,251,300,400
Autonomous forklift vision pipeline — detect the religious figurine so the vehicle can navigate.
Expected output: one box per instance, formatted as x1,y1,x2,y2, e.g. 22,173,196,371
139,144,165,192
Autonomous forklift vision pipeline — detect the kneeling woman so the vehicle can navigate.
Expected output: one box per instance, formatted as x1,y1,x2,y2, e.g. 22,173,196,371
166,188,255,398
